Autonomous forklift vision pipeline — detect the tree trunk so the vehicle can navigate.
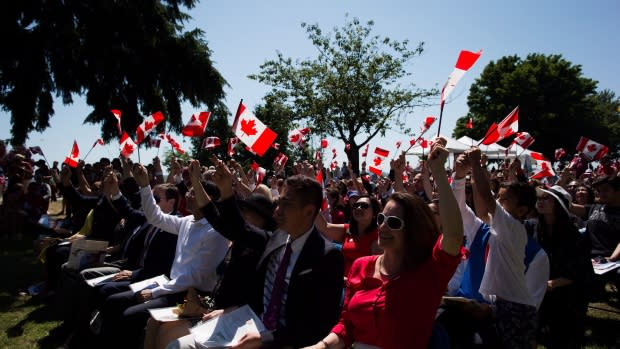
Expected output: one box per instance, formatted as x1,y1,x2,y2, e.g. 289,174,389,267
346,143,360,175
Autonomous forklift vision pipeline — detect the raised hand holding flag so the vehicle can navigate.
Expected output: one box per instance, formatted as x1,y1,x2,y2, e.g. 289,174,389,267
202,136,221,150
369,147,390,176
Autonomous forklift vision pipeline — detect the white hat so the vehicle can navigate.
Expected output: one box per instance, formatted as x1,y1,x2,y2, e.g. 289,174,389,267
536,185,572,216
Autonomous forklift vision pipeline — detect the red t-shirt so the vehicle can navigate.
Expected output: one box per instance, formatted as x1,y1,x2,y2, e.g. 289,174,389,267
332,236,461,349
341,224,379,275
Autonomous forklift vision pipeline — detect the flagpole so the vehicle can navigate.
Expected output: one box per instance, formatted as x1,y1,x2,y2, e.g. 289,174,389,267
137,144,141,164
82,144,96,162
436,103,445,137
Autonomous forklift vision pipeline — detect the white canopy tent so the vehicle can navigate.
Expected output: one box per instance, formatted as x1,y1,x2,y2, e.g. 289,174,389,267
406,134,471,156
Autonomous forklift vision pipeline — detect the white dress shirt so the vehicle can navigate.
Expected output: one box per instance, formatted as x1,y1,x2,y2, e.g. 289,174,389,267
139,185,229,299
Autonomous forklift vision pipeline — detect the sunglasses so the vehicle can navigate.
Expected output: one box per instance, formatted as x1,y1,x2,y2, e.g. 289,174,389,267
352,202,370,210
377,213,405,230
153,194,161,204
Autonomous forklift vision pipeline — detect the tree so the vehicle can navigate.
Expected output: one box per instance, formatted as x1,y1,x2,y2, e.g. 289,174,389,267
453,54,620,157
0,0,227,146
249,16,436,173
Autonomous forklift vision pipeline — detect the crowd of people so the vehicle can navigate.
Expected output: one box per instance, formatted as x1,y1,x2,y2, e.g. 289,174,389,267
0,137,618,349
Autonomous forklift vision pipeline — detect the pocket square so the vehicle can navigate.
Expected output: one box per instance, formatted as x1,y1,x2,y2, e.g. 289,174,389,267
298,268,313,276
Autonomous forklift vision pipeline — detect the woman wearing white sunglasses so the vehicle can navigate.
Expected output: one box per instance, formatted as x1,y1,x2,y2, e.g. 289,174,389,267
305,140,464,349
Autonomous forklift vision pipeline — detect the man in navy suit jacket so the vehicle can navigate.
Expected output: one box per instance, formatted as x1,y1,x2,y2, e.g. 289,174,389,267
181,159,344,349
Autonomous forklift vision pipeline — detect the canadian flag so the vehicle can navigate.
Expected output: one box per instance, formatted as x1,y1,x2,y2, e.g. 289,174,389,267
202,136,221,150
182,112,211,137
481,106,519,145
227,137,240,156
576,137,608,161
93,138,104,148
420,138,430,149
529,151,546,161
361,144,370,157
440,50,482,107
423,116,437,131
289,127,310,147
136,111,165,144
63,141,80,168
330,161,338,171
332,148,337,160
531,160,555,179
29,146,44,156
315,150,322,161
148,137,161,148
466,117,473,129
111,109,122,135
255,166,267,186
119,132,137,158
160,133,185,154
512,132,535,149
232,101,277,157
369,147,390,176
395,141,402,149
555,148,566,161
321,139,329,149
271,143,280,150
273,152,288,167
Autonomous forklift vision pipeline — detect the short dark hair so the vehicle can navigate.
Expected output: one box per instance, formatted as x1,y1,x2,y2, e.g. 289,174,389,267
500,181,537,210
154,183,180,211
284,175,323,217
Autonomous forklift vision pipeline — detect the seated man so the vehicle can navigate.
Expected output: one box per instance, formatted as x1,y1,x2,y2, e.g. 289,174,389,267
169,157,344,349
98,164,229,349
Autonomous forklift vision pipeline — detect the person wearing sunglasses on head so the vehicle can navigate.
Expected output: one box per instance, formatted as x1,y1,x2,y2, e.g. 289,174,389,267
305,140,464,349
315,193,382,275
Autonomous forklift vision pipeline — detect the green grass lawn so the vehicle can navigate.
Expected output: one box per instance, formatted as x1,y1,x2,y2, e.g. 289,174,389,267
0,203,618,348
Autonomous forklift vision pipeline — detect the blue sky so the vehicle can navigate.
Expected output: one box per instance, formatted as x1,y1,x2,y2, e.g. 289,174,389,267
1,0,618,167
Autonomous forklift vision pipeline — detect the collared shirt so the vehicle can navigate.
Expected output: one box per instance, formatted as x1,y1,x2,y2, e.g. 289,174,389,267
262,226,313,323
139,185,229,299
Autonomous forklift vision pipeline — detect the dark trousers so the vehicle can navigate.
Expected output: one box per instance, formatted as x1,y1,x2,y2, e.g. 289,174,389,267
538,285,589,348
99,290,185,349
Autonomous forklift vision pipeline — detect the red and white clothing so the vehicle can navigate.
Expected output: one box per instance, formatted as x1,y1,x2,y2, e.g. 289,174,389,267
332,236,461,349
341,224,379,275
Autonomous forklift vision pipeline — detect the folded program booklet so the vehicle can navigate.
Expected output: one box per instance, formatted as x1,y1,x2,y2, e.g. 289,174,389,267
191,305,266,349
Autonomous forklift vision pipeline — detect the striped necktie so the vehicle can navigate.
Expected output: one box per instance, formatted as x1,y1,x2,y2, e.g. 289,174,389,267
262,242,292,330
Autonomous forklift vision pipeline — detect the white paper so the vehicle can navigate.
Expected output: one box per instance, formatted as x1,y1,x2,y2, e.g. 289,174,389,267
191,305,266,349
129,274,170,293
147,306,195,322
85,273,118,287
592,260,620,275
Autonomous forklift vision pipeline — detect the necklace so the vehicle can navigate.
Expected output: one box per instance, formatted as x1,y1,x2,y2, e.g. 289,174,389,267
379,255,400,280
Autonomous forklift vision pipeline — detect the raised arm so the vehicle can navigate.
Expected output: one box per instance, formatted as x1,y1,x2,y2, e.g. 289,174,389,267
467,147,496,219
427,141,463,256
390,151,406,193
134,164,182,234
314,212,347,242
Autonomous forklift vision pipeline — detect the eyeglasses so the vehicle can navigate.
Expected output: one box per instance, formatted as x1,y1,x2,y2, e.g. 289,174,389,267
153,194,161,204
352,202,370,210
377,213,405,230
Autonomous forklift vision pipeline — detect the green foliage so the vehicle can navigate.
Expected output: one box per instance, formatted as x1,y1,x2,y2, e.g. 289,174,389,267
453,54,620,156
249,15,436,172
0,0,227,145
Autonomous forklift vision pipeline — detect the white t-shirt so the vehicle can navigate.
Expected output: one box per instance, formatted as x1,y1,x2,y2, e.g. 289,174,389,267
479,202,536,307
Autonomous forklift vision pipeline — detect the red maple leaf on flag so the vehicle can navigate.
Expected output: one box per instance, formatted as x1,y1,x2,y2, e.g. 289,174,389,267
123,142,135,155
374,157,383,167
587,144,598,152
240,119,257,136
